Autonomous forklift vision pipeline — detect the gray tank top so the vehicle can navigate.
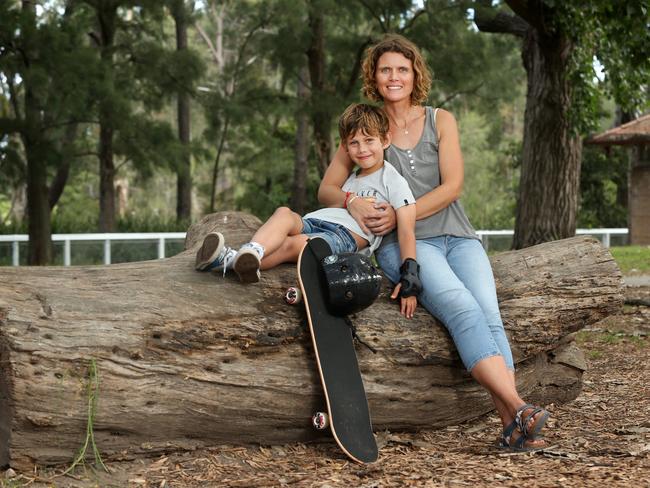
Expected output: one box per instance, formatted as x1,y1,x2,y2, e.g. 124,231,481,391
381,106,478,247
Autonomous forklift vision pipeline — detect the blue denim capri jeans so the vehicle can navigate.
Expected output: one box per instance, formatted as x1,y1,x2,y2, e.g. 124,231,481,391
376,235,514,371
301,218,358,254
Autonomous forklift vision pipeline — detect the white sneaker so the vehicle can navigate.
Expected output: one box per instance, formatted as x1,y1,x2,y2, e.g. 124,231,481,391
195,232,235,273
233,248,262,283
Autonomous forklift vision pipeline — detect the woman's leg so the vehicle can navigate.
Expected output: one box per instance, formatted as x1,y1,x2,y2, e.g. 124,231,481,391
377,238,503,370
445,237,514,369
442,237,523,429
376,238,546,447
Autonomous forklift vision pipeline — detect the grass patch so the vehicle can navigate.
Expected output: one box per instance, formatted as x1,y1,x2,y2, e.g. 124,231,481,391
588,350,603,360
609,246,650,274
575,329,647,351
63,359,108,476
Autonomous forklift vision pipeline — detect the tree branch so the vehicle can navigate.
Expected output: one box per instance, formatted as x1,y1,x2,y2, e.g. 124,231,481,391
7,76,22,122
357,0,387,32
437,82,484,108
399,8,427,34
194,22,220,65
342,37,373,98
504,0,547,34
473,9,529,38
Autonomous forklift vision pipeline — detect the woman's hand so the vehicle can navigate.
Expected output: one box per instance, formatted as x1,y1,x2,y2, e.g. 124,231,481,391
366,201,397,236
390,283,417,319
347,196,385,234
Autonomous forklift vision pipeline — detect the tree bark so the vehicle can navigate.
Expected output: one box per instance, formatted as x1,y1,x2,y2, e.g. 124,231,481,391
290,65,311,215
97,3,118,233
21,1,52,265
0,212,624,468
173,0,193,223
476,2,583,249
307,4,333,176
513,28,581,249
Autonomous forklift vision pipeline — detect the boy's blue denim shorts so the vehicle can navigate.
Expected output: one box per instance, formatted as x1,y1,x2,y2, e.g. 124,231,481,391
301,218,358,254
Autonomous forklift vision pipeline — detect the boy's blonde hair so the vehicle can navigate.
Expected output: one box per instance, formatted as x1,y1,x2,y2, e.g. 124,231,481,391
361,34,432,106
338,103,389,143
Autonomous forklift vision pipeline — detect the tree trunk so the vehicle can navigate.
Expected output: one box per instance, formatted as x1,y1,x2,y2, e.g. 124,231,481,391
513,29,582,249
290,65,311,215
0,212,624,469
307,4,333,176
97,4,118,233
21,1,52,265
173,0,192,223
48,123,78,210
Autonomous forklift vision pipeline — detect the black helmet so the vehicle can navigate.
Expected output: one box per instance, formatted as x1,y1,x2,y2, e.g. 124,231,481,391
321,253,382,316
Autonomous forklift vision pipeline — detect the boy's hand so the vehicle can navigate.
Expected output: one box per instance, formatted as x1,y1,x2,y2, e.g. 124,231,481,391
390,283,417,319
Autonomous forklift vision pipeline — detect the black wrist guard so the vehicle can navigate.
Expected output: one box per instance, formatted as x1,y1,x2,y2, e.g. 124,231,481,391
399,258,422,297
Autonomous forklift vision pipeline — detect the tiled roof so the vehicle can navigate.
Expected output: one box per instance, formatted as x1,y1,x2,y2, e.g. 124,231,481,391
586,113,650,146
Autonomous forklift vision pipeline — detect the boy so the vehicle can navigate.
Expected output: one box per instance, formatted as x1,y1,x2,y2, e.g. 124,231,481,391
195,103,421,317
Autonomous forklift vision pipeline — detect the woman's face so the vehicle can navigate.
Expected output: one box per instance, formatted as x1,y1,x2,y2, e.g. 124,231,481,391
374,51,414,103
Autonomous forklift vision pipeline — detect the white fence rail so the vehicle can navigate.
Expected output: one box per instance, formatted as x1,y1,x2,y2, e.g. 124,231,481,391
475,228,629,251
0,228,629,266
0,232,186,266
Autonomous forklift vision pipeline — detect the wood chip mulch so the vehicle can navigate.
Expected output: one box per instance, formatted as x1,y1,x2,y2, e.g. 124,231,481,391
5,286,649,488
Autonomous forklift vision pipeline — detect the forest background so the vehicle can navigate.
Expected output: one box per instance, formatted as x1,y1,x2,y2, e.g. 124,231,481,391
0,0,648,264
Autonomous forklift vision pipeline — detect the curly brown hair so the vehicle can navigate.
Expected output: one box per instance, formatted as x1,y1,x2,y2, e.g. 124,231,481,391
338,103,390,144
361,34,432,106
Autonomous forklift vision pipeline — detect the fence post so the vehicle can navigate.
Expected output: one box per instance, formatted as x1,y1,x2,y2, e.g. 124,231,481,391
603,232,610,248
104,239,111,265
64,240,71,266
158,237,165,259
12,240,19,266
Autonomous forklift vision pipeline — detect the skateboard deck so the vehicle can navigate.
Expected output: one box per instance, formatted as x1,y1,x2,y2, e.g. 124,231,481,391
297,237,378,464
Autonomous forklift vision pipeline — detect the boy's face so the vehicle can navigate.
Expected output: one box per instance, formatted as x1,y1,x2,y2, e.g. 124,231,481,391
345,129,390,171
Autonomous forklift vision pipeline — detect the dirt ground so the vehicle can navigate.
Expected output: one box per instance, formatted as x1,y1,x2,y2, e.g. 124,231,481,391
3,284,649,488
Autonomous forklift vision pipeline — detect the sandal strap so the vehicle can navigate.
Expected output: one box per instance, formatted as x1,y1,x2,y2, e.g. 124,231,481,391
515,404,548,438
501,418,520,448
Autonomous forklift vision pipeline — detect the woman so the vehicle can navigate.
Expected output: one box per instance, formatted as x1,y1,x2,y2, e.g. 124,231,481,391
318,34,549,451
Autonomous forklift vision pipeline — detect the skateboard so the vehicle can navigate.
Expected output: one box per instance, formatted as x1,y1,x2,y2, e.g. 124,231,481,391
294,237,378,464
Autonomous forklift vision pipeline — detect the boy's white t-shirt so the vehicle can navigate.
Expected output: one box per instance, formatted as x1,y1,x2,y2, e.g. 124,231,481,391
303,161,415,255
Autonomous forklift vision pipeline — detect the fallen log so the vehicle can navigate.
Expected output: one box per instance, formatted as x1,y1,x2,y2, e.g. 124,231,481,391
0,211,624,468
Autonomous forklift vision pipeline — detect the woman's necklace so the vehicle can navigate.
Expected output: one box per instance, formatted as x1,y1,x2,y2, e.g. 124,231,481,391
388,106,414,135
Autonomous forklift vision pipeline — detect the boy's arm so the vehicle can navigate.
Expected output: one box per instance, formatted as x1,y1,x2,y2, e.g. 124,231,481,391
396,204,416,262
390,204,421,319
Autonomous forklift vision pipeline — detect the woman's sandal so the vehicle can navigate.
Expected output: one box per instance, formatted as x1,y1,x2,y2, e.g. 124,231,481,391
499,404,550,452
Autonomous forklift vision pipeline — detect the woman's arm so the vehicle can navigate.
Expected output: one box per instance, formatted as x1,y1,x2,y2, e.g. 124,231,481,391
414,109,464,220
318,143,391,234
317,143,355,207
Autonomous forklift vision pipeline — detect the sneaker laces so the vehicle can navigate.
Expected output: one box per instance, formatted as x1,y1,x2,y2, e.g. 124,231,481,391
221,247,236,277
240,241,265,260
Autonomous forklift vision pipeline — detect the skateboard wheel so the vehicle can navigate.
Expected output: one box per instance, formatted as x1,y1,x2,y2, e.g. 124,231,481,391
285,286,302,305
312,412,329,430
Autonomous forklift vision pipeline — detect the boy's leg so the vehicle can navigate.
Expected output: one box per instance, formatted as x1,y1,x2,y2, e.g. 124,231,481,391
233,207,304,283
260,234,310,270
250,207,305,256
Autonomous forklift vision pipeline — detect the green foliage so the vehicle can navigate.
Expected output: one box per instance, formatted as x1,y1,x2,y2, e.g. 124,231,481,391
578,145,628,228
415,1,526,114
550,0,650,133
460,110,519,229
1,0,644,239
